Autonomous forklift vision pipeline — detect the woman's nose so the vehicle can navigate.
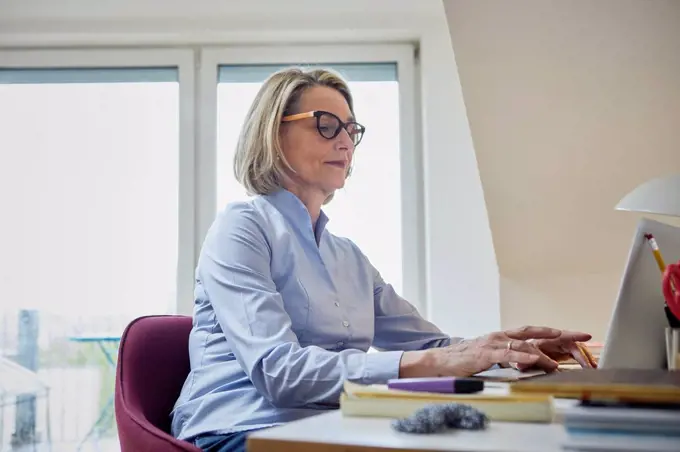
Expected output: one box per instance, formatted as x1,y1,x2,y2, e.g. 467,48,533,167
337,127,355,149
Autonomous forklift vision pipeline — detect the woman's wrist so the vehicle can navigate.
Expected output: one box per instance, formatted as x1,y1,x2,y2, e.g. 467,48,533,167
398,350,437,378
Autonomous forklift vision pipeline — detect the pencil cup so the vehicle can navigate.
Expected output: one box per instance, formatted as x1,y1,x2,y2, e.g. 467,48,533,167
665,328,680,371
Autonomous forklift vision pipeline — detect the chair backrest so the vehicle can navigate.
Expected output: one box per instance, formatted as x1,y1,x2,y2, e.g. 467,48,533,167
114,315,200,451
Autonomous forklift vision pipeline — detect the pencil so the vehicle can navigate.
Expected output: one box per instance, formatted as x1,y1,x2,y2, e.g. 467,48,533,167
645,233,677,296
644,233,667,273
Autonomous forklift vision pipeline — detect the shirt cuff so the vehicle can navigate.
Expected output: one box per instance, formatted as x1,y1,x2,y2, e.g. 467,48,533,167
363,350,403,384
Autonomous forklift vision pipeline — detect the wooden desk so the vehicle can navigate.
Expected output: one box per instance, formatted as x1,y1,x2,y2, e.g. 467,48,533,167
247,410,567,452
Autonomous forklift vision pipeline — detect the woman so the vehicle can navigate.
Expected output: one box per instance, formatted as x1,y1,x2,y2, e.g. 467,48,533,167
171,67,593,451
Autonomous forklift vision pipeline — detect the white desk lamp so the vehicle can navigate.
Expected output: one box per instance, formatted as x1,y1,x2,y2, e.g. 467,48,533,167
615,174,680,217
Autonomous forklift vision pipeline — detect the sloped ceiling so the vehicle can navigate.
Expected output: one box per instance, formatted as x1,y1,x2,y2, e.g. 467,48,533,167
444,0,680,277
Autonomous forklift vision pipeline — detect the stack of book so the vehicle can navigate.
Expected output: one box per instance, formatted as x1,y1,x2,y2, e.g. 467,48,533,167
560,401,680,452
509,368,680,452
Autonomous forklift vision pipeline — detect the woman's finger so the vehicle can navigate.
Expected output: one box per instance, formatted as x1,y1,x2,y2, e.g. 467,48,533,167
515,361,541,371
492,348,540,367
566,342,592,368
504,326,562,341
508,339,559,371
557,331,592,342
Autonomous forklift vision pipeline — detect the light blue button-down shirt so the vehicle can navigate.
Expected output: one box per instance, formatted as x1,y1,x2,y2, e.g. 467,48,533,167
171,189,457,441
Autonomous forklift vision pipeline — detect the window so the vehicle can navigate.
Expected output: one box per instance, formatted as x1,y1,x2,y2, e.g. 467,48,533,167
0,67,180,319
215,62,405,296
0,51,193,449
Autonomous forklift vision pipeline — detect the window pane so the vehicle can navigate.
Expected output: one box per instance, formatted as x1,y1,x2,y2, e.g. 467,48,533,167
0,69,179,448
216,64,402,294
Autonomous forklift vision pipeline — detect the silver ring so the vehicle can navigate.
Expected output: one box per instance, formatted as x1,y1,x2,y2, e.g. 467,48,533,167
506,340,513,351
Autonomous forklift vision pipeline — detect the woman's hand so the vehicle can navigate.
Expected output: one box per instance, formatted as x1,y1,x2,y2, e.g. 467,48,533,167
400,326,589,378
514,330,594,371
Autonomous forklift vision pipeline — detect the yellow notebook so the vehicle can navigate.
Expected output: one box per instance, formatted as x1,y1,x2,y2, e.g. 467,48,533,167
340,381,556,423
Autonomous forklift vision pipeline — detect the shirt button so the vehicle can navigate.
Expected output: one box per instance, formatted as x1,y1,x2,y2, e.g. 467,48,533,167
334,301,340,307
342,320,350,327
337,341,344,347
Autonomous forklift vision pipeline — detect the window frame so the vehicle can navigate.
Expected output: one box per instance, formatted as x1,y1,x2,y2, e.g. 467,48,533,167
0,48,197,315
197,44,426,313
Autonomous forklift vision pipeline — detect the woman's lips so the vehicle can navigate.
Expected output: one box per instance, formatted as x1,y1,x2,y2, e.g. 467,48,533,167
325,161,346,168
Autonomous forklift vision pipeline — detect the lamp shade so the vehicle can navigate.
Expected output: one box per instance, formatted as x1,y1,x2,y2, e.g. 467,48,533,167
615,174,680,217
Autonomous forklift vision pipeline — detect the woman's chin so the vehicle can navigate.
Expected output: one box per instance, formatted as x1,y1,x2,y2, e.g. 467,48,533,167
320,178,347,192
330,180,347,191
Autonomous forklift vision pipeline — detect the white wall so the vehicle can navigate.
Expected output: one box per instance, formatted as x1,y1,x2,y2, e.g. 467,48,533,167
0,0,500,337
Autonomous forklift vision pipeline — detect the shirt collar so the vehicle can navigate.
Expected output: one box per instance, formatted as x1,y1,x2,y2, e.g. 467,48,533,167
264,189,329,244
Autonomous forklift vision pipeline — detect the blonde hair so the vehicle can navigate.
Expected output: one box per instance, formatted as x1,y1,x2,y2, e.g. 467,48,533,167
233,67,355,203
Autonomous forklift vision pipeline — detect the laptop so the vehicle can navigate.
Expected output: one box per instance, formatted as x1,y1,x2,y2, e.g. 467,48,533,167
477,217,678,383
598,218,680,370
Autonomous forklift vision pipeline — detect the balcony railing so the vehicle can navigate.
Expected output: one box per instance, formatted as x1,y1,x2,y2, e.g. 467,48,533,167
0,310,131,451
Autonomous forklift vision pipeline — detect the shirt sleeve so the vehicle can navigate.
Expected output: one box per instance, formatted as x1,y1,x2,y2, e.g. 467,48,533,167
369,261,463,351
197,203,404,409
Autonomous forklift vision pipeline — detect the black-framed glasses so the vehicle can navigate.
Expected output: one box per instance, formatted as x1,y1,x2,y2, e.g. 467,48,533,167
281,110,365,147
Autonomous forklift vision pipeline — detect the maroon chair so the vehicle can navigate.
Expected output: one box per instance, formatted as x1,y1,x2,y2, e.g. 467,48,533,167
114,315,201,451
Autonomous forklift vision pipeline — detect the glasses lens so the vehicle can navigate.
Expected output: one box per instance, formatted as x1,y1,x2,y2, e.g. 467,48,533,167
316,112,364,146
317,112,341,139
346,123,364,146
